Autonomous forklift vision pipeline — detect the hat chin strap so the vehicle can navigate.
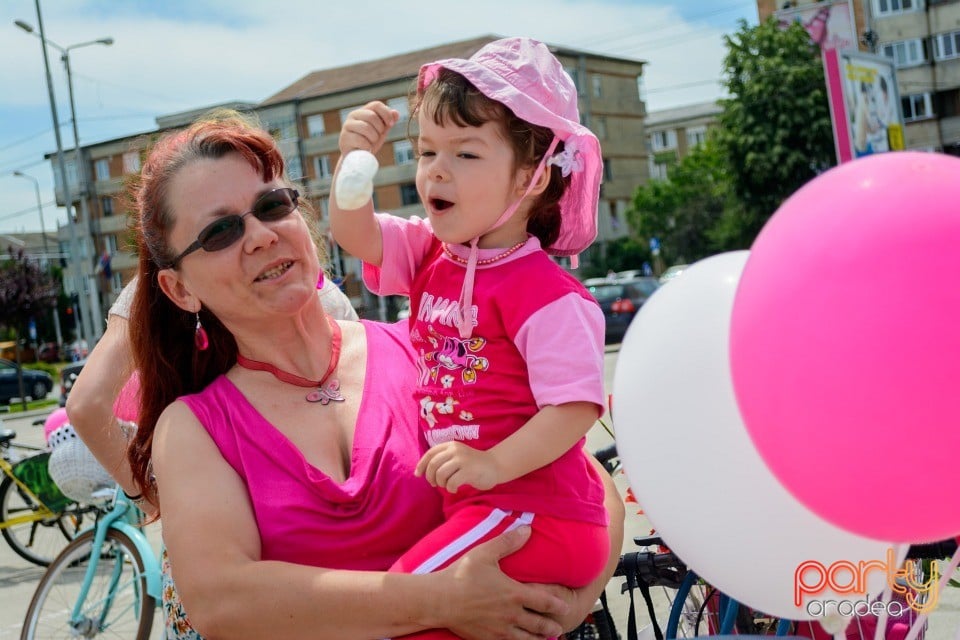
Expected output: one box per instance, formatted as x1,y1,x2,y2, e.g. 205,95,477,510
456,136,560,339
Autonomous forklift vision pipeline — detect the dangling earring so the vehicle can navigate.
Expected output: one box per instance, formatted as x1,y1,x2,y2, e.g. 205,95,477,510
194,312,209,351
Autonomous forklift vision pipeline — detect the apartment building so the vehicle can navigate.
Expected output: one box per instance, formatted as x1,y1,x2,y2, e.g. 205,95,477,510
758,0,960,154
48,36,647,321
645,101,722,180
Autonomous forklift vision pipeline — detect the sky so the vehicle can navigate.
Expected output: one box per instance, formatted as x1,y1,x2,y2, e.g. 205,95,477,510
0,0,758,235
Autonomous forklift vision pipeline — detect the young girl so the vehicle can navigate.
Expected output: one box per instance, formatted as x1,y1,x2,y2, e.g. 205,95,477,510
330,37,609,631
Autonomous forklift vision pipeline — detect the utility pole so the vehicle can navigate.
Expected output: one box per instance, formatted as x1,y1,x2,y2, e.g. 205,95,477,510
23,1,89,347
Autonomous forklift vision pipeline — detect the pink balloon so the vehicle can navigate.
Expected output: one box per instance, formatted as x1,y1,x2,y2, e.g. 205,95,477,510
730,151,960,543
43,408,70,443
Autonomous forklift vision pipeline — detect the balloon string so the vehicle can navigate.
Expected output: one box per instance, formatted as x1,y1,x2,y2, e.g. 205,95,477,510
903,544,960,640
873,545,900,640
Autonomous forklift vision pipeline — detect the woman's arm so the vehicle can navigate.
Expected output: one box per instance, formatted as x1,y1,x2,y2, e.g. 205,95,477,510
65,314,153,514
155,401,569,640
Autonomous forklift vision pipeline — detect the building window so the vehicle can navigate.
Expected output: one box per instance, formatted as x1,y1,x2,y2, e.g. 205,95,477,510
100,196,114,217
313,154,332,178
651,130,678,151
603,158,613,181
933,31,960,61
122,151,140,174
901,93,933,121
388,97,410,122
874,0,918,16
60,159,78,191
105,234,117,254
881,39,926,67
686,126,708,148
320,196,330,220
651,162,670,181
94,158,110,181
394,139,415,165
593,116,607,140
306,114,325,137
400,183,420,206
592,75,603,99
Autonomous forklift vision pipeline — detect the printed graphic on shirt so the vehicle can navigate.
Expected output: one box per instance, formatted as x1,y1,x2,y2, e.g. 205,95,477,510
419,325,489,386
416,292,477,331
415,323,487,445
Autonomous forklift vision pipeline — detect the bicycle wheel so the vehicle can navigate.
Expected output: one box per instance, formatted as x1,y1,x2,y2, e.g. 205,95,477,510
0,475,83,566
21,528,155,640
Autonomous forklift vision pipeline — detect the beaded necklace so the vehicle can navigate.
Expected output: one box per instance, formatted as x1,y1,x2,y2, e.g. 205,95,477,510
442,239,527,266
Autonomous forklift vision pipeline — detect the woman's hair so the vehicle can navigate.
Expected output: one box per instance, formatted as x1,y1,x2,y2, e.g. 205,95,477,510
412,69,570,248
126,109,318,505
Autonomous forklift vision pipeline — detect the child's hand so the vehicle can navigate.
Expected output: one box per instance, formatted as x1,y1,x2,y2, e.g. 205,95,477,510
416,441,501,493
339,101,400,156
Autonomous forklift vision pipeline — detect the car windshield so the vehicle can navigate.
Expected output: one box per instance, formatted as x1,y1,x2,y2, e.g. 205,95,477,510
628,279,660,296
588,285,624,300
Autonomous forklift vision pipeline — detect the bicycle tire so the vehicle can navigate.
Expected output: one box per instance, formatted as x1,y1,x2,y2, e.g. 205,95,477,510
21,527,155,640
0,474,80,566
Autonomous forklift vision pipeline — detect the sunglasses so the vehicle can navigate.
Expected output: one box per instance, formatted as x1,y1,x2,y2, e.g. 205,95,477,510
166,188,300,268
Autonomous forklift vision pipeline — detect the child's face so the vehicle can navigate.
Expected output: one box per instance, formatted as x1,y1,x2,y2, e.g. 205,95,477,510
415,112,533,248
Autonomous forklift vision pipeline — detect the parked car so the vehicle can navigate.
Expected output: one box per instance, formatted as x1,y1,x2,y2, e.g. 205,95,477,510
59,360,86,408
0,358,54,404
658,264,689,285
586,277,660,344
38,342,61,363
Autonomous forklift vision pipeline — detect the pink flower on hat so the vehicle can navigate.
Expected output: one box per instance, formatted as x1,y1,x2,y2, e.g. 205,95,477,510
547,138,584,177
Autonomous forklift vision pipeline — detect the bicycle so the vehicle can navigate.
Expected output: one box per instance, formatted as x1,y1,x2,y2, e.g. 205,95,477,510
0,424,97,566
20,487,163,640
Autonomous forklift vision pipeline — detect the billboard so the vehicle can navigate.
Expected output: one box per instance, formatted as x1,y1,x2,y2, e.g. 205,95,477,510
824,50,905,163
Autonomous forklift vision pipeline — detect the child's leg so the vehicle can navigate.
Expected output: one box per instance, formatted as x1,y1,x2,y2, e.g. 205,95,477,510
390,507,609,639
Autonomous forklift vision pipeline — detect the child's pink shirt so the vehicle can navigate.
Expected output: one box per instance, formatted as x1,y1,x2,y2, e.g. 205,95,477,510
364,214,607,526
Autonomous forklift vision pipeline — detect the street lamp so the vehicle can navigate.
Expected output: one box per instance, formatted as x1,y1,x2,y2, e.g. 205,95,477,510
11,169,64,350
11,170,50,259
15,10,113,344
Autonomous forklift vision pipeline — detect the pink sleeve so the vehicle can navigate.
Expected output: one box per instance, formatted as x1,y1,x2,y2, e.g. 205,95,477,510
362,214,435,296
514,294,606,415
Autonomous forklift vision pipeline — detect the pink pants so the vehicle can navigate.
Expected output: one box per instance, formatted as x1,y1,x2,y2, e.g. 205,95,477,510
390,505,609,640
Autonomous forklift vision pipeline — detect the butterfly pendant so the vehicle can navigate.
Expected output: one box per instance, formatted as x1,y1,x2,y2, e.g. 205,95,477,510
306,379,345,405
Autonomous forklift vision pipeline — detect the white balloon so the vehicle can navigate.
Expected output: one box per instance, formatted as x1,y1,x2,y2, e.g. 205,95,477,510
613,251,901,621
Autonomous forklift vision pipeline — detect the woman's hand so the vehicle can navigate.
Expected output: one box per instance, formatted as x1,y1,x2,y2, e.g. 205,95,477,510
436,526,569,639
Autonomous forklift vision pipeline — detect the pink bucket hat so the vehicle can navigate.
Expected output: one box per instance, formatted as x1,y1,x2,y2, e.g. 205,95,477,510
418,37,601,258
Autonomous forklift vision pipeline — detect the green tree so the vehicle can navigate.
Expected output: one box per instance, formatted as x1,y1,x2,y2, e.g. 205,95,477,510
627,138,731,265
714,17,835,247
0,248,59,408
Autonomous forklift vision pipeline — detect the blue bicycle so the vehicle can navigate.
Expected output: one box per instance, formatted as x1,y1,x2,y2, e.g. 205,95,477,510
20,488,162,639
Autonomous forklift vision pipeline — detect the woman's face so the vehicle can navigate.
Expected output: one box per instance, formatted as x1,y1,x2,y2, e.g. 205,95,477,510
159,152,320,329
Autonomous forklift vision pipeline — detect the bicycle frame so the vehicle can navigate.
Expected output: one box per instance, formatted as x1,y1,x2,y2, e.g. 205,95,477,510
68,490,162,630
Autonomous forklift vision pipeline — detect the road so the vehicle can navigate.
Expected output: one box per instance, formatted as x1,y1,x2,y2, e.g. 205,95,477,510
2,348,958,639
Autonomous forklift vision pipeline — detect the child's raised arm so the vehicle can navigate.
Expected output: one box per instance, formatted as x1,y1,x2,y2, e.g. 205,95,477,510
329,101,399,268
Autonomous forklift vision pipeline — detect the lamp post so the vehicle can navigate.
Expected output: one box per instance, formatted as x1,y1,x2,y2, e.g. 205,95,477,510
12,170,50,259
15,9,113,344
11,169,64,350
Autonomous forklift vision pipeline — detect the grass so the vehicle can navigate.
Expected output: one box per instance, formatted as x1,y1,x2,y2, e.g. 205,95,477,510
2,398,59,414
